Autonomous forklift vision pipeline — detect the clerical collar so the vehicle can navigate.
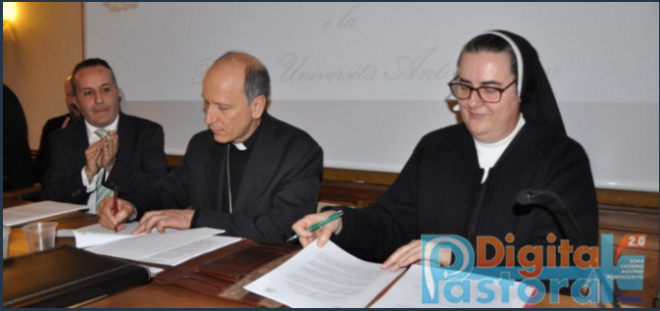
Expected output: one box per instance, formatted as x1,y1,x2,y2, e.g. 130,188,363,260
232,142,247,151
231,121,261,151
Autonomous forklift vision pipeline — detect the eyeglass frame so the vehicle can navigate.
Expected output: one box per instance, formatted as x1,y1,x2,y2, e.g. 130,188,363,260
447,78,517,104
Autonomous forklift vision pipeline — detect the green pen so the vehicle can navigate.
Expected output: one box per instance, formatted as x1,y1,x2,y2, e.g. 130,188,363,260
287,210,344,243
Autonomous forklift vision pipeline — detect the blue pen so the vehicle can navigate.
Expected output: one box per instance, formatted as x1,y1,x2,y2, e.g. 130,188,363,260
286,210,343,243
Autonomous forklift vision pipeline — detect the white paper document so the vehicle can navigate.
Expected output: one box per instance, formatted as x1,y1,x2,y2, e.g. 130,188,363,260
57,222,179,248
139,235,241,266
87,228,240,266
371,264,535,308
244,240,404,308
2,201,87,226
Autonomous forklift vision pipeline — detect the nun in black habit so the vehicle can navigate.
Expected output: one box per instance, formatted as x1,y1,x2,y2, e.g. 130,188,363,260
293,31,599,273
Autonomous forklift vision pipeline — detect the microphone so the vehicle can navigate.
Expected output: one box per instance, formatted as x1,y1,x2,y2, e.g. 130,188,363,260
515,189,587,245
516,189,622,308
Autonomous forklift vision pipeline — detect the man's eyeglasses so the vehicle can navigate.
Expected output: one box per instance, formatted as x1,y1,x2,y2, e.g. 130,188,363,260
448,79,516,103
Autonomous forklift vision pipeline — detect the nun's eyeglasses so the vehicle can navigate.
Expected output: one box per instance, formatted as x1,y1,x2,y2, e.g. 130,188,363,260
448,79,516,103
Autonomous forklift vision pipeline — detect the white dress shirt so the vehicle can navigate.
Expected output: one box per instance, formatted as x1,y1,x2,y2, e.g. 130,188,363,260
82,115,119,213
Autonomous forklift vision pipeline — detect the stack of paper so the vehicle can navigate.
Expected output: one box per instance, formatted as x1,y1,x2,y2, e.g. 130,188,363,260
87,227,240,266
244,240,404,308
58,223,241,267
3,201,87,226
370,264,535,308
244,240,535,308
57,222,176,248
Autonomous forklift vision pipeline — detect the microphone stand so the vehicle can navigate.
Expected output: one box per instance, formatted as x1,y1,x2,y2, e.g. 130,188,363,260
520,189,587,245
516,189,620,308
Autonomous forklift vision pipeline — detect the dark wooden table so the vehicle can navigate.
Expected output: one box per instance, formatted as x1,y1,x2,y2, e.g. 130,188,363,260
3,198,252,308
5,198,605,308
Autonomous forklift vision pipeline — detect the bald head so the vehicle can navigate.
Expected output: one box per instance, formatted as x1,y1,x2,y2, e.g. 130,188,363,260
213,52,262,68
201,52,269,144
209,52,271,105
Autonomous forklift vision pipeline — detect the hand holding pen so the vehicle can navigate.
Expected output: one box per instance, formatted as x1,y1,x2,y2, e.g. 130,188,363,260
290,210,344,247
97,188,131,232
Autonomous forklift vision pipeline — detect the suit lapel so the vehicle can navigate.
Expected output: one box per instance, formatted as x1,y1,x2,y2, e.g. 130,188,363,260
70,120,90,168
115,113,133,162
205,141,226,211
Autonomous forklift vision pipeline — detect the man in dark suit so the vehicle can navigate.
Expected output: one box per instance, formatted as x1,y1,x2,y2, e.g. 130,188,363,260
99,52,323,243
40,59,168,213
34,76,82,183
3,83,35,191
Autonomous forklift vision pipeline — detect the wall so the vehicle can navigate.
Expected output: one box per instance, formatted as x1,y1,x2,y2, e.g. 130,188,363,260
4,3,658,193
84,3,660,192
3,2,83,150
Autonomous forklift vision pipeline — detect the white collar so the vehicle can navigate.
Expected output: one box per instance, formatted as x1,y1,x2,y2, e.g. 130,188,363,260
232,142,247,151
474,115,525,183
474,114,526,149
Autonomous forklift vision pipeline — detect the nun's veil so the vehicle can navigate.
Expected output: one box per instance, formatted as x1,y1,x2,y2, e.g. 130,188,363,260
486,30,567,136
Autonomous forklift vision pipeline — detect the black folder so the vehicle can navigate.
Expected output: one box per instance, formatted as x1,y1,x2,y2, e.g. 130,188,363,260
3,245,150,308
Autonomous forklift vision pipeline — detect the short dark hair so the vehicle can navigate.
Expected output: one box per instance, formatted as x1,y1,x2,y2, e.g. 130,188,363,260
459,34,518,80
70,58,117,93
216,51,270,105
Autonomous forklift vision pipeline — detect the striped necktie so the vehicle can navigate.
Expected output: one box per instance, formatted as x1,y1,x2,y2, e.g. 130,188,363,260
94,129,114,211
